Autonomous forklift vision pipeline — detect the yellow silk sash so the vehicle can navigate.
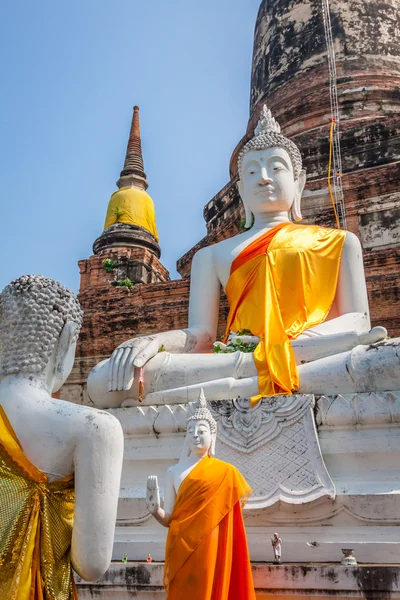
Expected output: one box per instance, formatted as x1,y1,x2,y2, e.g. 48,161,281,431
225,223,346,402
164,456,255,600
0,406,77,600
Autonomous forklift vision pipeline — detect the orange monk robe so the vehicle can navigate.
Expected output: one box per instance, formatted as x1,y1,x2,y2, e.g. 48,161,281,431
225,222,346,402
164,456,256,600
0,407,77,600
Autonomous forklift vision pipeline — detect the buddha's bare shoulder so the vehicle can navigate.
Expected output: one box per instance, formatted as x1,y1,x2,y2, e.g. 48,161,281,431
342,230,362,251
166,463,179,475
51,398,123,441
213,230,255,254
193,230,255,264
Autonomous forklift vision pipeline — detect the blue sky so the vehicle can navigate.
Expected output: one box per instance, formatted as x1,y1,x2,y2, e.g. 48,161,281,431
0,0,260,291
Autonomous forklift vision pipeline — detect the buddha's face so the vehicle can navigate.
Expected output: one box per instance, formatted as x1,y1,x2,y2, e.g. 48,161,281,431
186,419,213,456
238,146,304,219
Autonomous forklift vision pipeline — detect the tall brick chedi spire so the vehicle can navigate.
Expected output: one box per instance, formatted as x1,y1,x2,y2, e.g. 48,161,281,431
117,105,148,190
91,106,169,284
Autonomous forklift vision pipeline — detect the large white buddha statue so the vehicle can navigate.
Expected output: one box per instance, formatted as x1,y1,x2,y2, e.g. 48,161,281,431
88,106,400,408
0,275,123,598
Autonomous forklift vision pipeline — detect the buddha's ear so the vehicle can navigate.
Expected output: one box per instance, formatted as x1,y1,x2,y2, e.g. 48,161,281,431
179,437,191,462
54,321,78,383
237,178,244,200
208,435,217,457
238,180,255,229
292,168,306,222
243,203,254,229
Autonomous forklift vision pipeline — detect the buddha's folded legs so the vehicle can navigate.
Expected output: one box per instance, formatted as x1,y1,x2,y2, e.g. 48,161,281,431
88,351,258,408
298,339,400,395
88,339,400,408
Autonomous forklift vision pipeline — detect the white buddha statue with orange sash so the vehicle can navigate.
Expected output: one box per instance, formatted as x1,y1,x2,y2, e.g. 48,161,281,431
88,106,400,408
146,389,255,600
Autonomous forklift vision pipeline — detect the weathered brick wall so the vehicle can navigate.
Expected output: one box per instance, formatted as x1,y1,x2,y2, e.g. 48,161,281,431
77,256,188,361
83,245,170,286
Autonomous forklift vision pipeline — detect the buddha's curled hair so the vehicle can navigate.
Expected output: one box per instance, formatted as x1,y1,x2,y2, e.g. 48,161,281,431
0,275,83,377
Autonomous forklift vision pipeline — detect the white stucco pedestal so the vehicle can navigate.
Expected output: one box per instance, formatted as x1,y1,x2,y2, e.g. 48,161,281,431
108,391,400,566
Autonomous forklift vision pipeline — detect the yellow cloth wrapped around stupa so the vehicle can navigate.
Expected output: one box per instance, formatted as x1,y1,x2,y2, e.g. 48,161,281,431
104,187,159,242
225,222,346,403
0,406,77,600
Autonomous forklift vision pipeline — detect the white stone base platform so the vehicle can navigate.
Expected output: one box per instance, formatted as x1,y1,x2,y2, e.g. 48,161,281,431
109,391,400,565
76,562,400,599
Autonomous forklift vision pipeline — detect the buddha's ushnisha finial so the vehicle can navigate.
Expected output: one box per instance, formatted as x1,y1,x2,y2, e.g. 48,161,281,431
187,388,217,434
238,104,302,178
254,105,281,136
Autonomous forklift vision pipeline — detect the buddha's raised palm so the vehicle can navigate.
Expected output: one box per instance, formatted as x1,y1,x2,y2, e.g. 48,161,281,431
146,475,161,514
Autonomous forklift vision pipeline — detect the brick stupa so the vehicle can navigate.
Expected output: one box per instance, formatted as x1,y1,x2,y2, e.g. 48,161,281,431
92,106,166,281
73,108,195,394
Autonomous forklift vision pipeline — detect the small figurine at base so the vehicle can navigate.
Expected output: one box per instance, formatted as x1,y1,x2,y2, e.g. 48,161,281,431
146,389,256,600
271,533,282,564
341,549,357,566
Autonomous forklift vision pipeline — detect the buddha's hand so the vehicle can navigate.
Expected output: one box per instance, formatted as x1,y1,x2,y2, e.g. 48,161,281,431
108,333,167,392
146,475,161,514
357,326,387,346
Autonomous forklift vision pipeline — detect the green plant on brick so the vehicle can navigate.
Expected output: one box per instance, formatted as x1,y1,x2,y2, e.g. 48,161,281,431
119,278,135,290
102,258,118,273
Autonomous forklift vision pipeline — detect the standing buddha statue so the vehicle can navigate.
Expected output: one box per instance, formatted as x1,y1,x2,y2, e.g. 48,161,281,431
146,389,256,600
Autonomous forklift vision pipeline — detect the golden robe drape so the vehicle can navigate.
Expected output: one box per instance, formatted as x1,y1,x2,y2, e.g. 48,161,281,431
225,222,346,401
0,406,77,600
164,456,255,600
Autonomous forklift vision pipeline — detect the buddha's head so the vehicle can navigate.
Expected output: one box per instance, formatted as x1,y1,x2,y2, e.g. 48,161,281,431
185,389,217,458
237,106,306,227
0,275,83,392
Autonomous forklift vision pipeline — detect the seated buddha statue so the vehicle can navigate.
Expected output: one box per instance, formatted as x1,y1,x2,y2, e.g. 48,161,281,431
88,106,400,408
0,275,123,599
146,389,255,600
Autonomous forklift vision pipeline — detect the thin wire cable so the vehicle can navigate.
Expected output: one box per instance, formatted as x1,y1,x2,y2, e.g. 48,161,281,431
321,0,347,228
328,119,341,229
